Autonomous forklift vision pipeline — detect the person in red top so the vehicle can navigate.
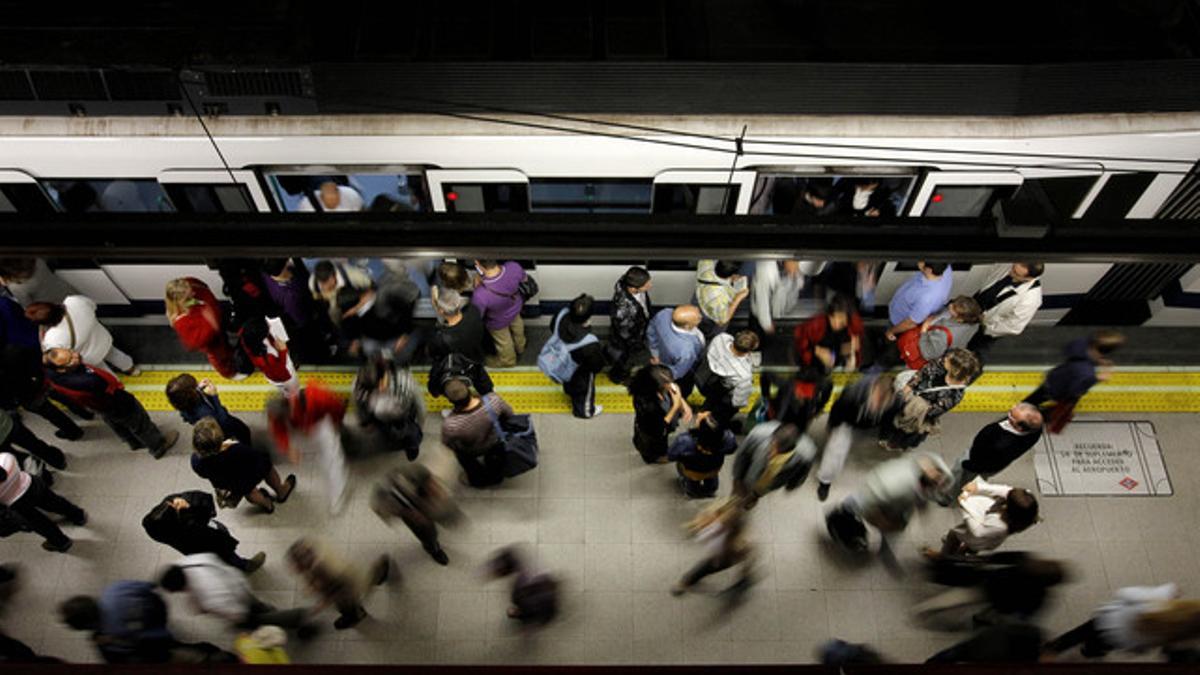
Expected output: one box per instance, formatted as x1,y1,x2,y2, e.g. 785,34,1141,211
239,316,299,395
792,295,865,375
267,381,347,513
165,277,241,380
44,348,180,459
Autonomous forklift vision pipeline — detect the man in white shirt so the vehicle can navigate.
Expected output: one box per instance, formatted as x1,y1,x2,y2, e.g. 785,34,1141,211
968,262,1044,358
297,181,365,213
158,553,313,633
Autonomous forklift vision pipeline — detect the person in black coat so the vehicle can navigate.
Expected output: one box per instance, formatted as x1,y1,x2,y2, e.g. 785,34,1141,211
606,266,652,384
335,273,420,364
190,417,295,514
925,624,1044,664
142,490,265,573
428,288,488,365
558,294,607,419
0,343,84,441
942,403,1044,503
916,551,1068,624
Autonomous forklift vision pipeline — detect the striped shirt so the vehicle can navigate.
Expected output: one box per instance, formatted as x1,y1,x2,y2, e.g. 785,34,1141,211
0,453,32,506
441,394,513,455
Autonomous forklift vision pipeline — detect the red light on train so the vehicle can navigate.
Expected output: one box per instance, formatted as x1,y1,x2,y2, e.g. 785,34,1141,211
931,193,944,203
447,191,458,201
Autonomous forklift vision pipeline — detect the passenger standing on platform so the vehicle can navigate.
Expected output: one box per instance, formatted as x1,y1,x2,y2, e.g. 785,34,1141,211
645,304,706,398
695,259,748,338
428,288,487,365
793,295,865,375
542,294,606,419
0,451,86,552
627,363,691,464
606,266,653,383
967,262,1044,359
695,329,760,429
335,272,420,363
731,420,815,509
309,259,374,329
433,260,475,307
371,463,457,565
895,296,982,370
158,554,316,633
60,582,235,664
880,348,980,451
941,403,1043,503
142,490,266,573
441,379,512,488
286,536,390,630
297,180,364,212
0,341,85,443
238,316,299,395
166,374,252,444
260,257,335,364
814,373,896,502
471,259,528,368
883,262,953,344
667,414,737,498
487,546,560,627
165,277,241,380
1041,583,1200,660
192,417,295,514
671,497,756,596
1024,330,1124,434
44,347,180,458
928,477,1039,557
26,295,140,375
267,382,348,513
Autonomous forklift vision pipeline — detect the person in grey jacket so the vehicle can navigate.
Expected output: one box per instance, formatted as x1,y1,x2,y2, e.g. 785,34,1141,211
731,420,816,509
904,296,982,369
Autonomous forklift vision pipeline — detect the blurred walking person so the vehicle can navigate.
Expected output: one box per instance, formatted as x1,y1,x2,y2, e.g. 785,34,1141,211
268,381,348,513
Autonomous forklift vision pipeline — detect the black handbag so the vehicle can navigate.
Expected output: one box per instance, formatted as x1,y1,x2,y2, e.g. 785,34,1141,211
481,395,539,478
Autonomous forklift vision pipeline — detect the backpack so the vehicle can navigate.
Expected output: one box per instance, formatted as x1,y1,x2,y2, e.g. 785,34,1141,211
427,352,493,397
897,325,952,371
537,309,598,384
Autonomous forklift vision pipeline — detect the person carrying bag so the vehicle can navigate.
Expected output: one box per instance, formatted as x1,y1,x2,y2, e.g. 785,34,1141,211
481,394,539,478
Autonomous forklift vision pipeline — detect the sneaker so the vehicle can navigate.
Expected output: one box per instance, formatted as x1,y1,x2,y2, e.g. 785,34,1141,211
55,428,83,441
333,607,367,630
816,482,831,502
151,429,180,459
231,372,250,381
42,539,72,553
429,547,450,566
244,551,267,573
126,365,143,377
589,405,604,418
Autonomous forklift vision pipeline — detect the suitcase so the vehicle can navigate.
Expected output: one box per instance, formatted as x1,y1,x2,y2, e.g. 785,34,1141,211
825,504,869,553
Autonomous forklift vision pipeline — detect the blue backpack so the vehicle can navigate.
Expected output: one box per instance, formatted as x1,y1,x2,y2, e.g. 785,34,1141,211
538,309,599,384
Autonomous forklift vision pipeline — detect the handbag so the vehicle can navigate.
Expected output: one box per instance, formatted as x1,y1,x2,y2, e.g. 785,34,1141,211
893,384,964,435
481,394,539,478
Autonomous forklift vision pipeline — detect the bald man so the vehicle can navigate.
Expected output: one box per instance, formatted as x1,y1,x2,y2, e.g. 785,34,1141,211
941,403,1044,505
646,304,707,398
297,181,364,213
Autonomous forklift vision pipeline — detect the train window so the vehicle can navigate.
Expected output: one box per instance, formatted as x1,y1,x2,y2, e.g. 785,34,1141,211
529,179,652,213
1020,176,1097,219
0,184,56,214
923,185,1016,218
268,173,431,213
162,184,255,213
42,179,174,213
652,184,739,215
750,175,914,217
443,183,529,213
1082,172,1157,220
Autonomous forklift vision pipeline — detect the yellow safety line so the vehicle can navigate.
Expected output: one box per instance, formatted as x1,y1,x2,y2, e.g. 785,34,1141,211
120,368,1200,414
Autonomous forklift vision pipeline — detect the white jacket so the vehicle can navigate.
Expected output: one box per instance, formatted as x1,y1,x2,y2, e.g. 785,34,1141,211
41,295,114,367
976,264,1042,338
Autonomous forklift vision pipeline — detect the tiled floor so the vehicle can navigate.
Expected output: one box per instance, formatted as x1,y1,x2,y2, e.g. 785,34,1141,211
3,406,1200,664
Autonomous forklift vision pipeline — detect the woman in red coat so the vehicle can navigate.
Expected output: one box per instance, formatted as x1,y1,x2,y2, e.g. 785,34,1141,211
165,277,239,379
792,295,865,374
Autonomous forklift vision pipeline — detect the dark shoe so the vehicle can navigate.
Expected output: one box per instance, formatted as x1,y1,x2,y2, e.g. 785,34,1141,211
151,429,180,458
72,409,95,421
42,539,72,553
55,428,83,441
71,511,88,527
40,447,68,471
333,607,367,630
429,547,450,566
244,551,267,573
275,475,297,503
817,482,831,502
405,446,420,462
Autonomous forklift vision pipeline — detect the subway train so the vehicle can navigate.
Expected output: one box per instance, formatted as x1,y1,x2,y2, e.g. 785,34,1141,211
1,111,1198,326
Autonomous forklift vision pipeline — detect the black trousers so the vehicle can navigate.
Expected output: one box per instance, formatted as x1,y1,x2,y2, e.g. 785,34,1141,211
455,445,506,488
966,332,1000,363
10,476,84,548
103,392,166,451
608,343,650,384
24,397,82,438
399,508,442,556
1043,619,1114,658
563,368,598,419
1,417,66,469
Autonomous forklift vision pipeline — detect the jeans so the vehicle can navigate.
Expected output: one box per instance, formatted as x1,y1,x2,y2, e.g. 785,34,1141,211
10,476,84,548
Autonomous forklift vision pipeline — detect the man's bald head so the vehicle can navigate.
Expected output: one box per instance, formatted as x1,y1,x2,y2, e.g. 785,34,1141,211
672,305,702,330
1009,402,1044,432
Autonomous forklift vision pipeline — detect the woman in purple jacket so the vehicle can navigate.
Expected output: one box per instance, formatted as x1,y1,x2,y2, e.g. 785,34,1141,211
470,260,527,368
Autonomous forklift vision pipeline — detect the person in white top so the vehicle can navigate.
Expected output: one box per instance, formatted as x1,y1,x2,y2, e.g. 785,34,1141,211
928,477,1039,557
296,181,365,212
967,262,1044,358
751,260,826,335
158,553,313,632
0,451,87,552
1043,583,1200,659
25,295,139,375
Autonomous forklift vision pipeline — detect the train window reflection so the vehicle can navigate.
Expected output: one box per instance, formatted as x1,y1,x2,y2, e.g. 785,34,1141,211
750,175,914,217
163,184,256,213
0,184,56,214
43,179,174,213
653,184,739,214
269,173,431,213
530,179,652,214
442,183,529,213
923,185,1007,217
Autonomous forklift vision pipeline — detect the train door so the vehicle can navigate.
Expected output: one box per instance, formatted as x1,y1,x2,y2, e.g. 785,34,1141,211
425,170,529,213
157,170,271,212
907,170,1024,217
650,170,755,214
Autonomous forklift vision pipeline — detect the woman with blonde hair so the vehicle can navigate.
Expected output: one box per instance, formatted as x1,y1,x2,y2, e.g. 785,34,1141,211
165,277,240,379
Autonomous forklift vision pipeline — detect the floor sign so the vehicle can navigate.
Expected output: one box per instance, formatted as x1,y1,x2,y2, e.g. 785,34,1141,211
1033,421,1172,496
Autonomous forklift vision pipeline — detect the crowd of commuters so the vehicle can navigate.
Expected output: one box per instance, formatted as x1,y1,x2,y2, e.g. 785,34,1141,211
1,253,1185,667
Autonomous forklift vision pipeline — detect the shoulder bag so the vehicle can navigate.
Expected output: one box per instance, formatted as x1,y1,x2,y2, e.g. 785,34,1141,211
481,394,539,478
